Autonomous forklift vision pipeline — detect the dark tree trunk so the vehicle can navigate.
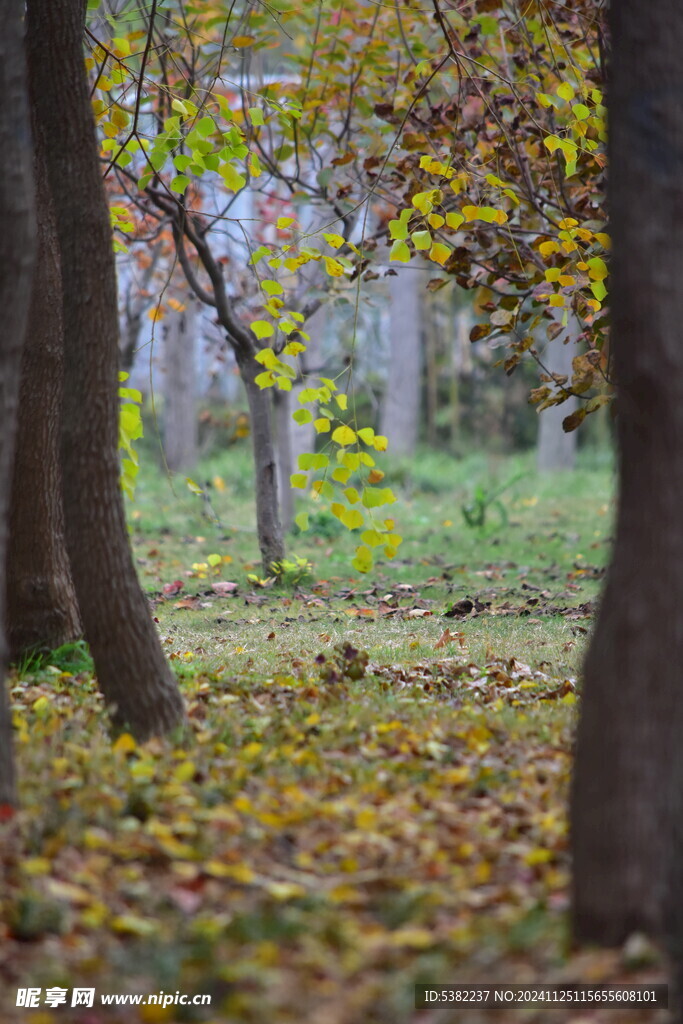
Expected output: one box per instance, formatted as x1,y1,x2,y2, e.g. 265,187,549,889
237,348,285,570
6,76,81,660
26,0,185,740
0,1,36,806
571,0,683,946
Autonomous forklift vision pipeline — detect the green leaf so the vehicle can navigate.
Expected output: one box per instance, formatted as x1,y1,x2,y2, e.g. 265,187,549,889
389,240,411,263
557,82,575,102
293,409,313,425
411,230,432,251
295,512,309,531
388,208,413,240
171,98,190,116
196,116,216,137
170,174,190,193
248,107,265,126
290,473,307,489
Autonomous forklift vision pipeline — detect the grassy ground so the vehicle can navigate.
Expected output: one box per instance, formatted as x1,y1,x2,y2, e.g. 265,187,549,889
1,444,670,1022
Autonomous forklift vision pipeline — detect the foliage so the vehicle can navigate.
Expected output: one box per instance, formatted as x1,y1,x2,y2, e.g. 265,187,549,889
3,453,632,1021
93,0,609,569
118,371,143,499
269,555,313,588
373,1,609,429
461,471,525,533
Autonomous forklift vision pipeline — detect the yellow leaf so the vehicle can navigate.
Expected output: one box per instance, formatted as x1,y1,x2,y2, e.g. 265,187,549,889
332,425,357,446
264,881,306,900
446,211,464,230
388,927,435,949
323,255,345,277
111,914,158,937
251,320,274,340
24,857,52,876
341,508,364,530
429,242,451,266
242,742,263,759
172,760,195,783
232,34,256,47
352,545,373,573
113,733,137,757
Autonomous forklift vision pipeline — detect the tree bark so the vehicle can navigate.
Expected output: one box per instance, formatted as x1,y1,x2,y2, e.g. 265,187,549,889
380,265,423,457
272,389,296,533
163,298,198,473
536,329,578,473
27,0,185,740
272,308,324,534
6,76,81,660
0,1,36,806
571,0,683,947
238,347,285,570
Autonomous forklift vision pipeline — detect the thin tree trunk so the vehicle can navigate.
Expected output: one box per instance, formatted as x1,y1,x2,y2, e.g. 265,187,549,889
273,389,295,532
27,0,185,740
536,331,578,473
0,1,36,806
163,298,198,473
571,0,683,946
271,309,324,534
7,78,81,660
238,348,285,570
380,265,423,457
450,302,470,450
424,297,438,448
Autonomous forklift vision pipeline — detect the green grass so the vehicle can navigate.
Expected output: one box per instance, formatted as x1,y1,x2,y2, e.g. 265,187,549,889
6,444,660,1024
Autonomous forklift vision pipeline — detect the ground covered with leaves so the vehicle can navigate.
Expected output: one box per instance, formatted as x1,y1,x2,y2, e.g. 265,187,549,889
0,450,670,1022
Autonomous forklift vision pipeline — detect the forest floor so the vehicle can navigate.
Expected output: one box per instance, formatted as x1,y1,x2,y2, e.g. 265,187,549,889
1,446,671,1022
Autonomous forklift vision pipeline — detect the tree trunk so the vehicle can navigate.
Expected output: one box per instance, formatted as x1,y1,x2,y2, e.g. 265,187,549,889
163,299,198,473
6,78,81,660
0,0,36,806
27,0,185,740
237,348,285,571
380,266,423,457
272,309,324,533
536,330,578,472
571,0,683,947
273,389,295,532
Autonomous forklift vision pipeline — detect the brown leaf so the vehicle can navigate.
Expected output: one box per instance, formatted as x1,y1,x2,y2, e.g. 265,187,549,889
212,581,238,596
